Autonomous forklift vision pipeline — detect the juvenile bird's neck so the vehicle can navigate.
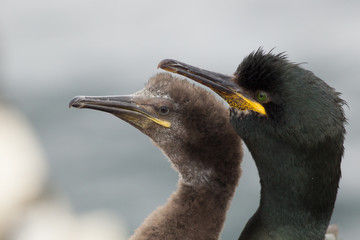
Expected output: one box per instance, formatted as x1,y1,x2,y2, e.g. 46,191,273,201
129,140,241,240
129,179,238,240
240,138,342,240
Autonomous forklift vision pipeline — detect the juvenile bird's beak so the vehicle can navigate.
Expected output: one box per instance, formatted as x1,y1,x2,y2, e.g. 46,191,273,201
158,59,266,115
69,95,171,128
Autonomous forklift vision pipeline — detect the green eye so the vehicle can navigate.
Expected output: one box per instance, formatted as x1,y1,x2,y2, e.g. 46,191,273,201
256,91,268,102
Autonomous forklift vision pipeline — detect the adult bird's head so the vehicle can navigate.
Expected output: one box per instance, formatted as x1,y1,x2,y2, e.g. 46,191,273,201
159,49,346,149
70,73,241,188
159,49,346,239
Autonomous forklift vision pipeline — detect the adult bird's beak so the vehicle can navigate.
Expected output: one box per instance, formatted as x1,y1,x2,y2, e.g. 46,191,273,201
69,95,171,128
158,59,266,115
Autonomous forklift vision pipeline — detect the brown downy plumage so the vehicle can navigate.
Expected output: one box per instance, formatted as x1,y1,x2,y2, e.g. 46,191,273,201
70,73,243,240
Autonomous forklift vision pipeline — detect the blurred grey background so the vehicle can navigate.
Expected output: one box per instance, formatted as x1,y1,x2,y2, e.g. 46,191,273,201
1,0,359,239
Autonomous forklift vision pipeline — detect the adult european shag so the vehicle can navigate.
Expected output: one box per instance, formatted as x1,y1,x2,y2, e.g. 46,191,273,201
69,73,243,240
159,49,346,240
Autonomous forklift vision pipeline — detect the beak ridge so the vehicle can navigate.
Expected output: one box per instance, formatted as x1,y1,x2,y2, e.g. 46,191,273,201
158,59,267,115
69,95,172,128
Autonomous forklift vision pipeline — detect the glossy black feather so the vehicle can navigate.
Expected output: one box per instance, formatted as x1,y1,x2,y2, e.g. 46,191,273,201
231,50,346,240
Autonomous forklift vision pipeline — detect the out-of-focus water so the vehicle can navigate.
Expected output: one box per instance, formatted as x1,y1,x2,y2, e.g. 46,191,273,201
1,1,359,239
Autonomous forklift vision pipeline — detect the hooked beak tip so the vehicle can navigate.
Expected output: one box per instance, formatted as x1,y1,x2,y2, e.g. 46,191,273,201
158,59,174,69
69,96,86,109
158,59,185,74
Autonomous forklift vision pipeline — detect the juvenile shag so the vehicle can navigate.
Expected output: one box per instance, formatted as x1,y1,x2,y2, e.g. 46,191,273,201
69,73,243,240
159,49,346,240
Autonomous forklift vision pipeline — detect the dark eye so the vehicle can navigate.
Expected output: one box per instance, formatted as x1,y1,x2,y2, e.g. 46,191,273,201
256,91,269,103
158,106,170,115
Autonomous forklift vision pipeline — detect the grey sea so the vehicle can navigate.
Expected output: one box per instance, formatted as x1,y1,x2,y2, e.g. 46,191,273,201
1,1,359,239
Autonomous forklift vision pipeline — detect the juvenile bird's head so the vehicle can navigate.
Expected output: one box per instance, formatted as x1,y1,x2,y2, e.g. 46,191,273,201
70,73,242,187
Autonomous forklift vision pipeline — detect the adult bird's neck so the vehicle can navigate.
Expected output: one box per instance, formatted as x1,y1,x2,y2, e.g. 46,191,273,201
240,137,341,240
129,180,237,240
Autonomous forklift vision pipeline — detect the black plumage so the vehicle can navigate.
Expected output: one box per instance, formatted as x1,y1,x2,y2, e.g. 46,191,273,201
159,49,346,240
